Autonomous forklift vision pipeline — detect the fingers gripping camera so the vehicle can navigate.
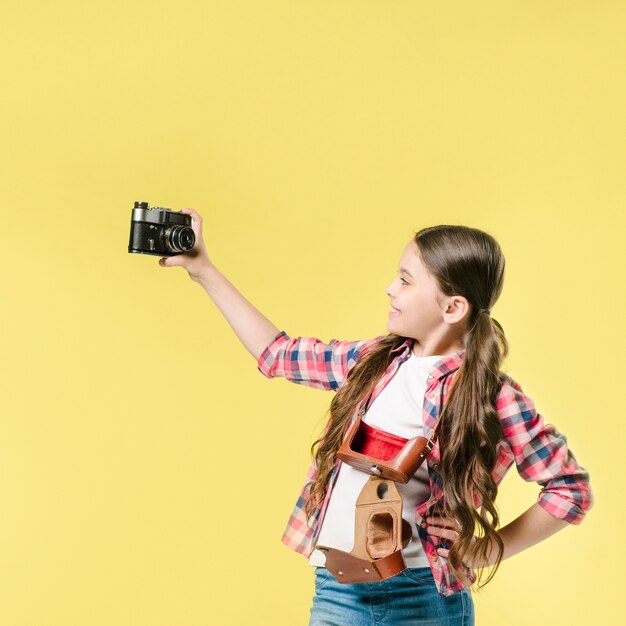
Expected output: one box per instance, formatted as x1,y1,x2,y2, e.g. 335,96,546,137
128,201,196,256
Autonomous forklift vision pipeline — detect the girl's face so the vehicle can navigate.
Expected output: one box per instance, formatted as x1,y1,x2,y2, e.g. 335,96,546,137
385,240,449,343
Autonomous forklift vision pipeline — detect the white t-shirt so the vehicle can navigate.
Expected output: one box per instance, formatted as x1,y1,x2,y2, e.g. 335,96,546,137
308,351,443,568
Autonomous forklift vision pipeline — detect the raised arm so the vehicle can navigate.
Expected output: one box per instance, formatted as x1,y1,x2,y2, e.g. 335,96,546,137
158,208,280,361
256,331,385,391
158,208,386,389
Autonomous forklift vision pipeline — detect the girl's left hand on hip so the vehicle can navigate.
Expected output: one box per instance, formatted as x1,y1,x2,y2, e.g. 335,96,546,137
425,515,480,567
424,515,461,556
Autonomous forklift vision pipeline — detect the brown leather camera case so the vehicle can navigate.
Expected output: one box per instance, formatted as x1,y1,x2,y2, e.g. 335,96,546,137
315,476,413,583
336,414,432,484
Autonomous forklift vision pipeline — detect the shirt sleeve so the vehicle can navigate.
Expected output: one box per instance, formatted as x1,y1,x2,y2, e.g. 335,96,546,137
496,376,594,525
256,330,386,391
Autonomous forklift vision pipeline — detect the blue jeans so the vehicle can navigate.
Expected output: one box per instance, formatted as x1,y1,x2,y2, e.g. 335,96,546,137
308,566,474,626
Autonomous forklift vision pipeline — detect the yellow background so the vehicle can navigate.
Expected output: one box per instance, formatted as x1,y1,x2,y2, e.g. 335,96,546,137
1,1,623,624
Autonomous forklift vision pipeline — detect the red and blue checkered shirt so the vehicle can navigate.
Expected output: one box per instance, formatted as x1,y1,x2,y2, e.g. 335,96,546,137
257,330,594,596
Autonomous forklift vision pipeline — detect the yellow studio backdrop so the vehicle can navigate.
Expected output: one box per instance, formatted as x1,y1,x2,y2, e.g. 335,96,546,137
0,1,623,624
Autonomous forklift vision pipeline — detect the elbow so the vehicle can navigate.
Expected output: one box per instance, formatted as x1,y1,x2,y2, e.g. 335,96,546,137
537,481,594,526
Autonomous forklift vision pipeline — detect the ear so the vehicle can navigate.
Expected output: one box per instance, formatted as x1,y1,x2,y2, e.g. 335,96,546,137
442,295,470,325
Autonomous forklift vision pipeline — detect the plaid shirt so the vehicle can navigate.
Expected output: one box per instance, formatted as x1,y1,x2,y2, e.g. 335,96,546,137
257,330,594,596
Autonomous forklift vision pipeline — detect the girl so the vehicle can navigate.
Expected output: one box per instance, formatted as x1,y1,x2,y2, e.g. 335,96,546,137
159,211,593,625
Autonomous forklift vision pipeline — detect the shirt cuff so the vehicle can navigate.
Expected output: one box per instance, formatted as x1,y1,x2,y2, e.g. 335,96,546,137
536,490,591,526
256,330,289,378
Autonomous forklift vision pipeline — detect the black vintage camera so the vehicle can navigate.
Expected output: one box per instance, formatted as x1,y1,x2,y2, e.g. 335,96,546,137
128,201,196,256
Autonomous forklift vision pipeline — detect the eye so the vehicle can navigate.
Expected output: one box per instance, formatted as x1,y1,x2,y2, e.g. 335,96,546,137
399,277,409,285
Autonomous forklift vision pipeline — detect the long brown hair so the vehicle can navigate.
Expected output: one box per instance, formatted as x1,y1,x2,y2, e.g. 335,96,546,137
304,225,509,589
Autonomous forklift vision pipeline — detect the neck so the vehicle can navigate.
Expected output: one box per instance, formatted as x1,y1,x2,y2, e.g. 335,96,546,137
410,336,465,358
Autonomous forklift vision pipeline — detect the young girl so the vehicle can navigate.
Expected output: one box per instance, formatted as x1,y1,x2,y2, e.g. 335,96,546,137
159,211,594,625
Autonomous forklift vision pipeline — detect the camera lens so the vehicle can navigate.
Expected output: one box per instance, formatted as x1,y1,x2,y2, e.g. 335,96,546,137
165,225,196,253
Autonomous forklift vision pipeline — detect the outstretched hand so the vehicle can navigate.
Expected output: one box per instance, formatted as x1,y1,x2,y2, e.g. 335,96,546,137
158,208,214,282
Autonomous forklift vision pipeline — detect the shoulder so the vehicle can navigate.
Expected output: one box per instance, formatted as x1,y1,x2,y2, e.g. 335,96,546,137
343,334,388,369
495,372,526,401
494,372,541,431
355,334,388,355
